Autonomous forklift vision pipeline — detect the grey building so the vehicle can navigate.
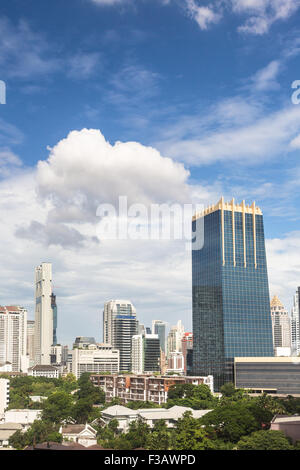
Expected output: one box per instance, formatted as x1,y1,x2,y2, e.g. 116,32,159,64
235,357,300,395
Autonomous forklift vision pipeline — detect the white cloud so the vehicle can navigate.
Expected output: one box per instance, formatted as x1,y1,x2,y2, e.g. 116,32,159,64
251,60,281,91
91,0,130,5
67,52,101,79
185,1,222,30
156,102,300,165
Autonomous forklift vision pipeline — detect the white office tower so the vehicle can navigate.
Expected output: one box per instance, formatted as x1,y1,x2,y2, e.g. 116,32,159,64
270,296,291,355
68,344,120,379
167,320,185,357
291,288,300,356
103,300,138,372
34,262,53,365
0,306,27,372
132,335,144,374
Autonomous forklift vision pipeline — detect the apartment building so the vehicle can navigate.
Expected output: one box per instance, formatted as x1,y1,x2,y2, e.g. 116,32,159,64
90,374,214,405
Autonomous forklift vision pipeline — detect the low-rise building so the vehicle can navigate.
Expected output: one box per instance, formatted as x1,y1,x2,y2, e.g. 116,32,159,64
271,415,300,443
59,424,97,448
28,365,60,379
0,423,23,448
100,404,211,432
0,362,12,373
4,409,42,427
90,374,214,405
234,357,300,395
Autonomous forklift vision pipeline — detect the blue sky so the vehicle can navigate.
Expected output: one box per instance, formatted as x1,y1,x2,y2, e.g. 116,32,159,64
0,0,300,346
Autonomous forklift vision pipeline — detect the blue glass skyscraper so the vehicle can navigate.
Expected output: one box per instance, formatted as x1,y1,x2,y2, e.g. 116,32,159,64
192,197,274,390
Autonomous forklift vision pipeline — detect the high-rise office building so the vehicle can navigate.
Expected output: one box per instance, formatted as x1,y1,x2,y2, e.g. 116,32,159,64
131,333,160,374
103,300,138,372
0,306,27,372
291,288,300,355
34,262,53,365
51,293,58,346
270,295,291,353
167,320,184,356
192,198,274,390
27,320,35,366
182,332,193,374
152,320,167,354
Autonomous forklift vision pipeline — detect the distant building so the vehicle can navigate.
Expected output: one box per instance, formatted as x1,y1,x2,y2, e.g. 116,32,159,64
131,334,160,374
28,365,60,379
51,293,58,346
0,306,27,372
291,288,300,356
103,300,138,372
34,263,53,365
50,345,62,364
91,374,214,405
73,337,96,349
0,379,9,415
27,320,35,366
270,295,291,353
235,357,300,395
68,344,119,379
152,320,167,354
0,423,23,448
167,351,185,374
192,198,274,390
0,362,12,373
167,320,184,356
182,332,193,374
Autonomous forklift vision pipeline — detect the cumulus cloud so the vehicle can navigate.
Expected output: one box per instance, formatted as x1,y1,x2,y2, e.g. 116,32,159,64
36,128,190,226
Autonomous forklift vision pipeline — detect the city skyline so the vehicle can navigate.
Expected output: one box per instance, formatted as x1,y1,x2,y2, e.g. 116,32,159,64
0,1,300,345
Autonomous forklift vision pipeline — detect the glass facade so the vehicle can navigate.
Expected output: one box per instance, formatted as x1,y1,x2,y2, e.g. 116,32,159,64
192,199,274,390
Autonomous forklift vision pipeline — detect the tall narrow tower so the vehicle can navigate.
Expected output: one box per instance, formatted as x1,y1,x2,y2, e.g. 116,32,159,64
192,198,274,390
34,262,53,365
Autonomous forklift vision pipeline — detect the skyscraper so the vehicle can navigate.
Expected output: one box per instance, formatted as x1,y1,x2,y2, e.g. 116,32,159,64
291,288,300,355
270,295,291,354
51,293,58,346
0,306,27,372
152,320,167,354
192,198,274,390
103,300,138,372
34,262,53,365
167,320,184,356
131,333,160,374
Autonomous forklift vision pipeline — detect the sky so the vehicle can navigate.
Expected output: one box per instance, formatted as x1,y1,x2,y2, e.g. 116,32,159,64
0,0,300,346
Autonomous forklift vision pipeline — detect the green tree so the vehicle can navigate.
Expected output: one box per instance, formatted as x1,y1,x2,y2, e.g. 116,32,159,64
237,430,293,450
146,420,171,450
200,402,260,443
172,411,215,450
42,391,74,424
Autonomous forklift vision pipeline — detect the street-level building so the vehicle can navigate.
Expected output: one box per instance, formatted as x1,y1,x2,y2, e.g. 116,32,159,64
60,424,97,448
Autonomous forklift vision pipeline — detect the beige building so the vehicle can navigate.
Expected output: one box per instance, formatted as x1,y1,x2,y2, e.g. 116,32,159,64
27,320,35,366
0,306,27,372
60,424,97,447
270,295,291,353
